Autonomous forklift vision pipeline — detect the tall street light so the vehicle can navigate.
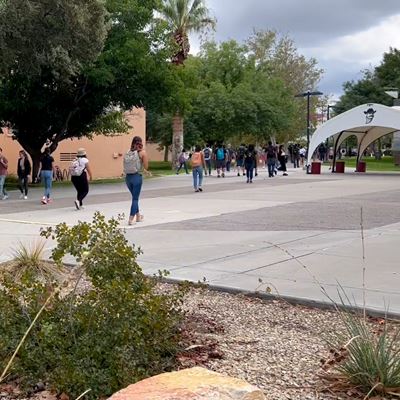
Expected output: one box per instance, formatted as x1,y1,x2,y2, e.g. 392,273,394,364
327,104,337,121
295,90,323,162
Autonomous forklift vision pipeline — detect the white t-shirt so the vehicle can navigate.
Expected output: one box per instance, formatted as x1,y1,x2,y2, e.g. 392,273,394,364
78,157,89,167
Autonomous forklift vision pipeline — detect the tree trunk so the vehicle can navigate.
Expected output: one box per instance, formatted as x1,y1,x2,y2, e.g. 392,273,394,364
172,113,184,169
31,153,41,183
163,146,169,162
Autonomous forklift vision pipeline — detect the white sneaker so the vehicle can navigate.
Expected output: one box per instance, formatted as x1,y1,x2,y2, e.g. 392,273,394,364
74,200,80,210
23,195,28,200
41,196,47,204
1,195,8,200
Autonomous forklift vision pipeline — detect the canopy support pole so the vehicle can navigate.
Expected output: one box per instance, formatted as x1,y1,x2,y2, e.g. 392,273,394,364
332,131,344,173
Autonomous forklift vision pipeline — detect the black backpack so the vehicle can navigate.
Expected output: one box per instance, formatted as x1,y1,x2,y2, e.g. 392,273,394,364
237,146,245,159
267,145,276,158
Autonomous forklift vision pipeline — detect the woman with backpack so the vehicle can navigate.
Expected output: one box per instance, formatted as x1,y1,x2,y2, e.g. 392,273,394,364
191,145,206,192
70,148,92,210
123,136,149,225
176,149,189,175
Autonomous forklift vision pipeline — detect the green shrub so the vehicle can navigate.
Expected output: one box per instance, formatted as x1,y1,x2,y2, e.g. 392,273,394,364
329,311,400,397
0,212,185,399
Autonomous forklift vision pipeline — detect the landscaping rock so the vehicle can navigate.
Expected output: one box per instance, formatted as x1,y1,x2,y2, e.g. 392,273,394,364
108,367,266,399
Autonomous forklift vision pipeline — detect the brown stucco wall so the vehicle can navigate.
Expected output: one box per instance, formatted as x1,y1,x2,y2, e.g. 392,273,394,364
0,108,146,179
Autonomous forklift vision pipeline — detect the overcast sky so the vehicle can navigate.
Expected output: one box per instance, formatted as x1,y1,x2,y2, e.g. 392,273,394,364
191,0,400,100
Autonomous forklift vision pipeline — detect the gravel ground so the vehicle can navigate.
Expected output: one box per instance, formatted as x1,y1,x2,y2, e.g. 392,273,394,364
179,287,387,400
0,278,392,400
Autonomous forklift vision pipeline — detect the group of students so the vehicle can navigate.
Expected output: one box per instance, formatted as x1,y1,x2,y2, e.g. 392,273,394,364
0,146,93,207
176,141,289,192
0,138,148,227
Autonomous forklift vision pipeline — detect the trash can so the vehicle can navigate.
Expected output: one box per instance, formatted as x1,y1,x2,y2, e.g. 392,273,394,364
357,161,366,173
335,160,345,173
311,161,321,174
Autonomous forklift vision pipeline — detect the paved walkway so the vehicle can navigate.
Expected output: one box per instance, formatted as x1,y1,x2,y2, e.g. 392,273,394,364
0,167,399,315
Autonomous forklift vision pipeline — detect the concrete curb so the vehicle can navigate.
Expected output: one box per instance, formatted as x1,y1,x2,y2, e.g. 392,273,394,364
160,277,400,321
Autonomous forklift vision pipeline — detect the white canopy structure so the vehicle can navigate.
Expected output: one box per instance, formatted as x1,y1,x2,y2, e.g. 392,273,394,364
307,103,400,170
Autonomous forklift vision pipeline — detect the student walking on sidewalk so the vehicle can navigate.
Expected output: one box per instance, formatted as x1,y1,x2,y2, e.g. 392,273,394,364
39,148,54,204
124,136,149,225
191,145,205,192
70,148,92,210
0,147,8,200
244,144,257,183
17,150,31,199
278,145,288,176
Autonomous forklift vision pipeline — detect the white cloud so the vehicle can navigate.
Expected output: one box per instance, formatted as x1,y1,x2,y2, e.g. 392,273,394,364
303,14,400,67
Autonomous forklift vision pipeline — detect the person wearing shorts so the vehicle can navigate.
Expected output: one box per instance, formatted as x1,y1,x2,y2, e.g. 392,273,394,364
215,145,226,178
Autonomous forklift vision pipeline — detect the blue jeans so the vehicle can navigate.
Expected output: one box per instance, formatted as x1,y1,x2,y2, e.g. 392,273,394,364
205,159,212,175
0,175,6,196
267,159,276,177
176,162,188,174
192,166,203,189
126,173,143,216
41,170,53,198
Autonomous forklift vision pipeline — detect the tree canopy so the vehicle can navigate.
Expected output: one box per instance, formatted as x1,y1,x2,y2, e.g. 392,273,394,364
0,0,174,174
148,31,323,151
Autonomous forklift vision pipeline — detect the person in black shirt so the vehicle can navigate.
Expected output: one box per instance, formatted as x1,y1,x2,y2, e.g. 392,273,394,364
244,144,257,183
39,148,54,204
17,150,31,199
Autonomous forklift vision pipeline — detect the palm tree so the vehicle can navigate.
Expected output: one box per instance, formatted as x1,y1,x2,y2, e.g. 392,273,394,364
159,0,215,166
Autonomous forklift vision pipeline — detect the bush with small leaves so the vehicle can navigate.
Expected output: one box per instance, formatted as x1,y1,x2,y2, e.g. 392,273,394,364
0,212,185,399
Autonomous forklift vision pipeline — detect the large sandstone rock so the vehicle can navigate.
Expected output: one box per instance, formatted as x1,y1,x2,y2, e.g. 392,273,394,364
108,367,266,400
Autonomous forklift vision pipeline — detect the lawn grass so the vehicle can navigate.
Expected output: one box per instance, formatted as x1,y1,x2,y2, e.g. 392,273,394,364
341,156,400,172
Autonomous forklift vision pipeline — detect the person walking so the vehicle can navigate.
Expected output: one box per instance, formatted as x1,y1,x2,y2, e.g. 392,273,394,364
17,150,31,199
318,143,326,162
236,144,246,176
215,144,226,178
124,136,149,225
70,148,92,210
292,144,300,168
225,145,233,172
265,141,277,178
0,147,9,200
299,146,306,166
203,144,212,176
244,144,257,183
39,148,54,204
278,145,288,176
191,145,205,192
176,149,189,174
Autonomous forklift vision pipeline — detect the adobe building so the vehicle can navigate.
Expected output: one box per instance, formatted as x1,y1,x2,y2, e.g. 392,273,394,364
0,109,146,179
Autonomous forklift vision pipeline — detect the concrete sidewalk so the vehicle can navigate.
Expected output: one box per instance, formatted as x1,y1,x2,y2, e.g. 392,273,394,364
0,167,399,315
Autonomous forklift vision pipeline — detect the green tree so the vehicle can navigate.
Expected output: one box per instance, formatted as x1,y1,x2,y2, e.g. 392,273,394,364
335,71,392,114
375,47,400,90
188,40,295,144
0,0,173,177
247,30,323,142
159,0,215,166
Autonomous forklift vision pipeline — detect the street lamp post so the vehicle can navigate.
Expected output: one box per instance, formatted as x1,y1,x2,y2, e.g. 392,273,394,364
295,90,323,165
